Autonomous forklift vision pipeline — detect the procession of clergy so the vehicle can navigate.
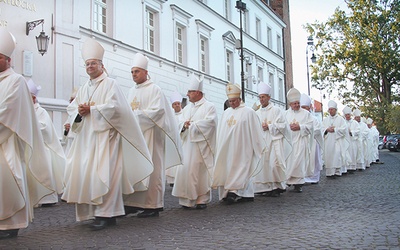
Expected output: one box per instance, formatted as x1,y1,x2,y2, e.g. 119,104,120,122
0,30,381,238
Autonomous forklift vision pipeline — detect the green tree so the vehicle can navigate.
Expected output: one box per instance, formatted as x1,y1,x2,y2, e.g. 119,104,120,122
305,0,400,134
387,104,400,133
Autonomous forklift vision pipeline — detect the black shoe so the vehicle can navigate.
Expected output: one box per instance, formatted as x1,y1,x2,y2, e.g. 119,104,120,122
225,192,238,205
0,229,19,239
41,203,57,207
294,185,303,193
237,197,254,202
124,206,140,215
326,175,336,179
137,210,159,218
196,204,207,209
270,190,281,197
311,182,319,184
90,217,116,231
263,191,272,197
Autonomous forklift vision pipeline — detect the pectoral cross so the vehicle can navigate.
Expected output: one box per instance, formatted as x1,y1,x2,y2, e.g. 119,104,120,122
227,115,236,127
83,101,95,106
131,97,140,110
291,119,299,125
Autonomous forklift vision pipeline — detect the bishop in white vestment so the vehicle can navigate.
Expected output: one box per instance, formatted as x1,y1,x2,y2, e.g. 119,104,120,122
0,29,54,239
284,89,314,193
166,91,185,186
343,106,360,173
124,53,182,218
62,39,153,230
353,109,366,170
300,94,324,184
322,100,349,177
27,79,66,206
172,75,217,209
367,118,380,164
213,84,266,204
254,82,288,196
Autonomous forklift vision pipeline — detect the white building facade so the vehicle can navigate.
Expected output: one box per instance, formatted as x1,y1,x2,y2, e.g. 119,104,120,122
1,0,287,135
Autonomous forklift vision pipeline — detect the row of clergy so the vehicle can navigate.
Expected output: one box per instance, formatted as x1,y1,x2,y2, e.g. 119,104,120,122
0,29,380,237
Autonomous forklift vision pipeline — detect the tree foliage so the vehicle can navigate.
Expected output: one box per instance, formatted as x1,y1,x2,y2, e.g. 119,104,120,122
305,0,400,134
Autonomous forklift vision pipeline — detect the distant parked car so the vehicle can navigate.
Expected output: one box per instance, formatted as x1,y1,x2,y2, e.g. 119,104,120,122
378,136,384,150
386,135,400,152
383,134,399,150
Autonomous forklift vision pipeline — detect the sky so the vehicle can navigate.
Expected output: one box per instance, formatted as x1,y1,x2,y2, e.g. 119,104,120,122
288,0,348,109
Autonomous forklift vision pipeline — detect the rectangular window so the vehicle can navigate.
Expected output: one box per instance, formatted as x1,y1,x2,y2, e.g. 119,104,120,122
269,72,274,97
246,63,252,90
145,9,158,53
93,0,107,33
243,11,248,33
200,37,208,73
258,67,263,83
176,24,186,64
267,27,272,49
279,78,284,101
224,0,231,20
277,34,282,55
256,18,261,41
226,50,233,82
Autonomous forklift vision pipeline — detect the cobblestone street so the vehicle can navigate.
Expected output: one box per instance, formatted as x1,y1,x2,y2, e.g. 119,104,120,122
1,150,399,249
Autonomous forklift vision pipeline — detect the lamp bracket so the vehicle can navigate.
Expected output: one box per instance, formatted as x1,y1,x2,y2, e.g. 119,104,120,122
26,19,44,36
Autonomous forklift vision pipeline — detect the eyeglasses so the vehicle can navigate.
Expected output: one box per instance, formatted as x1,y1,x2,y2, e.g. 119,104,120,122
85,61,101,67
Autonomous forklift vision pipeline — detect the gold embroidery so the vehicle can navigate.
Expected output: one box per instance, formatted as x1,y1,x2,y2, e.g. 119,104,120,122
131,97,140,110
89,101,95,106
291,119,299,125
227,115,236,127
263,118,271,124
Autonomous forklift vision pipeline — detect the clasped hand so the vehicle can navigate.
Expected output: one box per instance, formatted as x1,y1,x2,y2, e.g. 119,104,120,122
78,103,90,116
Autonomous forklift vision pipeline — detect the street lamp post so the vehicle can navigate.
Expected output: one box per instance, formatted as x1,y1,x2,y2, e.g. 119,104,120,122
316,83,324,120
236,0,246,102
306,36,316,96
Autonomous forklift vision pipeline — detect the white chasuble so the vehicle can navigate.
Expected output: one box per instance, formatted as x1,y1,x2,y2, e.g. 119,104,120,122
0,68,54,229
213,103,265,199
124,79,181,209
285,108,314,183
254,103,288,192
172,97,217,204
62,73,153,220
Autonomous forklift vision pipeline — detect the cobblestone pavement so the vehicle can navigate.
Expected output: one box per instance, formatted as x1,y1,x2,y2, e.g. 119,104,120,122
1,150,399,250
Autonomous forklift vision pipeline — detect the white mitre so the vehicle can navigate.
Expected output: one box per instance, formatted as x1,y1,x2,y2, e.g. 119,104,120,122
82,38,104,62
300,93,312,107
188,74,203,92
257,82,271,95
0,28,16,57
27,79,42,96
287,88,301,103
226,83,241,98
328,100,337,109
170,91,182,104
342,106,352,115
353,109,362,117
132,53,149,70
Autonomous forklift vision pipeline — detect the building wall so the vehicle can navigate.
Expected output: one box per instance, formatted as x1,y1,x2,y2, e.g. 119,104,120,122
1,0,289,135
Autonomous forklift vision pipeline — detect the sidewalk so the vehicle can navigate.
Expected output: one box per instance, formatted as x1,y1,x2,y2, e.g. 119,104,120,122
1,150,399,249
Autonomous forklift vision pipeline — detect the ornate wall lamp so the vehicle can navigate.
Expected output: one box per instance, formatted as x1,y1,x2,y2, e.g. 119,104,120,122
26,19,49,56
